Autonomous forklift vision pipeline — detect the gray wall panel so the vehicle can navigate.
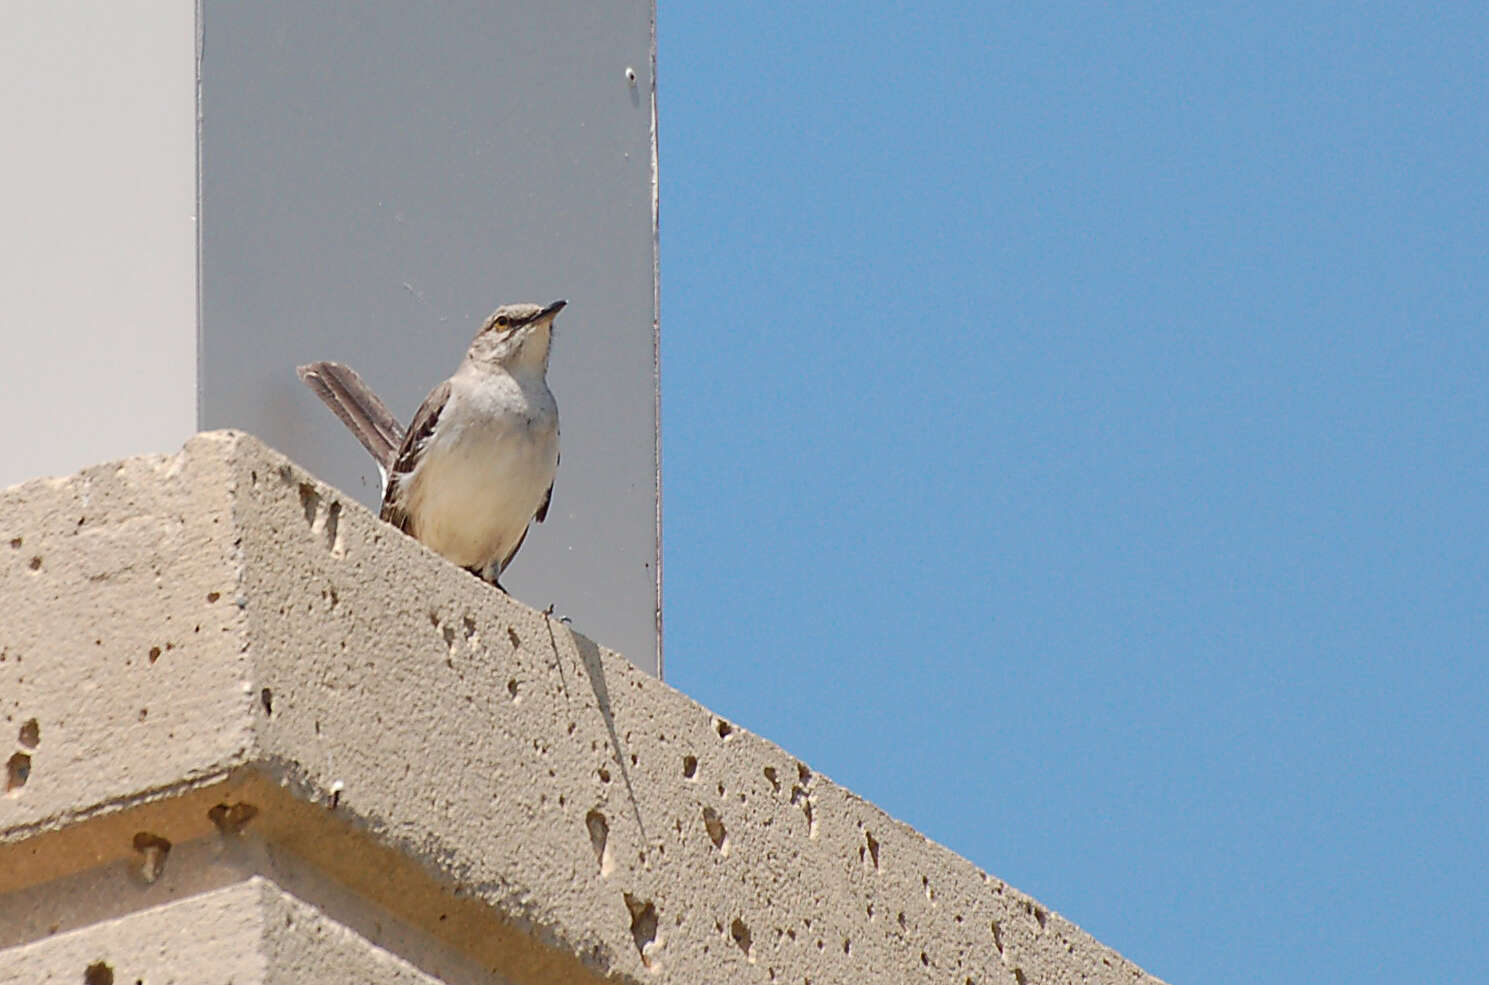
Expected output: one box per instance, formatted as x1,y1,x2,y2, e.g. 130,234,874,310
199,2,660,672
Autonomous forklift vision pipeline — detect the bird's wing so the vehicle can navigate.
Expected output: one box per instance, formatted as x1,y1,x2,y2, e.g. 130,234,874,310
296,362,406,473
500,526,530,575
379,378,451,534
535,450,556,523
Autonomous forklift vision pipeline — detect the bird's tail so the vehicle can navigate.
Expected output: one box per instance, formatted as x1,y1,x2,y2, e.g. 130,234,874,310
296,362,405,475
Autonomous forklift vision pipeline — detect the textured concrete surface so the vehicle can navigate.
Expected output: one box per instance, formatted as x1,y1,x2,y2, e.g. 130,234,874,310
1,432,1166,984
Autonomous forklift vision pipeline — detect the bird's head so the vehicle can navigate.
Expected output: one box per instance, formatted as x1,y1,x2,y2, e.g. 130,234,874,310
466,299,567,374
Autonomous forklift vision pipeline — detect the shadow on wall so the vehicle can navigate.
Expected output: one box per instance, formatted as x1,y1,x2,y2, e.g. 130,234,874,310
554,620,648,846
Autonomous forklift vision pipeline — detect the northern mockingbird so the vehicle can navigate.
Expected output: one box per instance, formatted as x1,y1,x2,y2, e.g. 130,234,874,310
297,300,565,589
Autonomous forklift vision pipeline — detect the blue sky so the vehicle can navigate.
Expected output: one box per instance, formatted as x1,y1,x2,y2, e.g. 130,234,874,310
657,4,1487,983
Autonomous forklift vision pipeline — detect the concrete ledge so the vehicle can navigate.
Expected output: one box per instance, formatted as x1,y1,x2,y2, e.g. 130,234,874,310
1,433,1165,984
3,878,455,985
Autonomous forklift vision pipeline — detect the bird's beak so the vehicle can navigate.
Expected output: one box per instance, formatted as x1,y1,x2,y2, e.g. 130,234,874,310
540,299,567,320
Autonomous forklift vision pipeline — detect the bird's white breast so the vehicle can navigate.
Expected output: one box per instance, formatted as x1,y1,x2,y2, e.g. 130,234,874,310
403,370,558,571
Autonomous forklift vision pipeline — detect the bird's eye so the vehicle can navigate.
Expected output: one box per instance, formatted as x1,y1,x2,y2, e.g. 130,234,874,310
494,316,509,328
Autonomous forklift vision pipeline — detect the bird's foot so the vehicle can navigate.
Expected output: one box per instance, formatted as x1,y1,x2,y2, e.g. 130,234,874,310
465,565,508,593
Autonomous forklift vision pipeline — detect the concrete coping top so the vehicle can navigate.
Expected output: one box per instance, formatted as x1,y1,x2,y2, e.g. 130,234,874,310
0,432,1164,984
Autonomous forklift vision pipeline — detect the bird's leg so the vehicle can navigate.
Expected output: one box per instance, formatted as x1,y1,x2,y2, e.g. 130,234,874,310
466,561,508,593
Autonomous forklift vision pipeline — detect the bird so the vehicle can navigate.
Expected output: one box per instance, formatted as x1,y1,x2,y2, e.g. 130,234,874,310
297,299,565,589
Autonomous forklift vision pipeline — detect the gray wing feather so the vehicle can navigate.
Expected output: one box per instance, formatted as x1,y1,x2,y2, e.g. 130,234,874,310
535,449,556,523
379,379,451,534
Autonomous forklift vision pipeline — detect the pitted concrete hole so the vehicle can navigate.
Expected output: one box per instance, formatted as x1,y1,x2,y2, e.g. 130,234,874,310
865,830,880,869
206,591,221,604
682,754,698,779
148,646,161,664
298,483,320,526
730,918,753,961
715,718,733,739
1013,968,1028,985
789,784,816,837
990,919,1004,955
1023,899,1047,930
763,765,779,791
585,809,611,875
701,806,727,852
7,537,20,549
323,500,341,550
6,752,31,794
83,961,114,985
132,832,172,883
623,893,659,967
18,718,39,749
260,688,273,715
507,627,521,648
28,556,41,571
208,801,259,835
507,678,519,700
